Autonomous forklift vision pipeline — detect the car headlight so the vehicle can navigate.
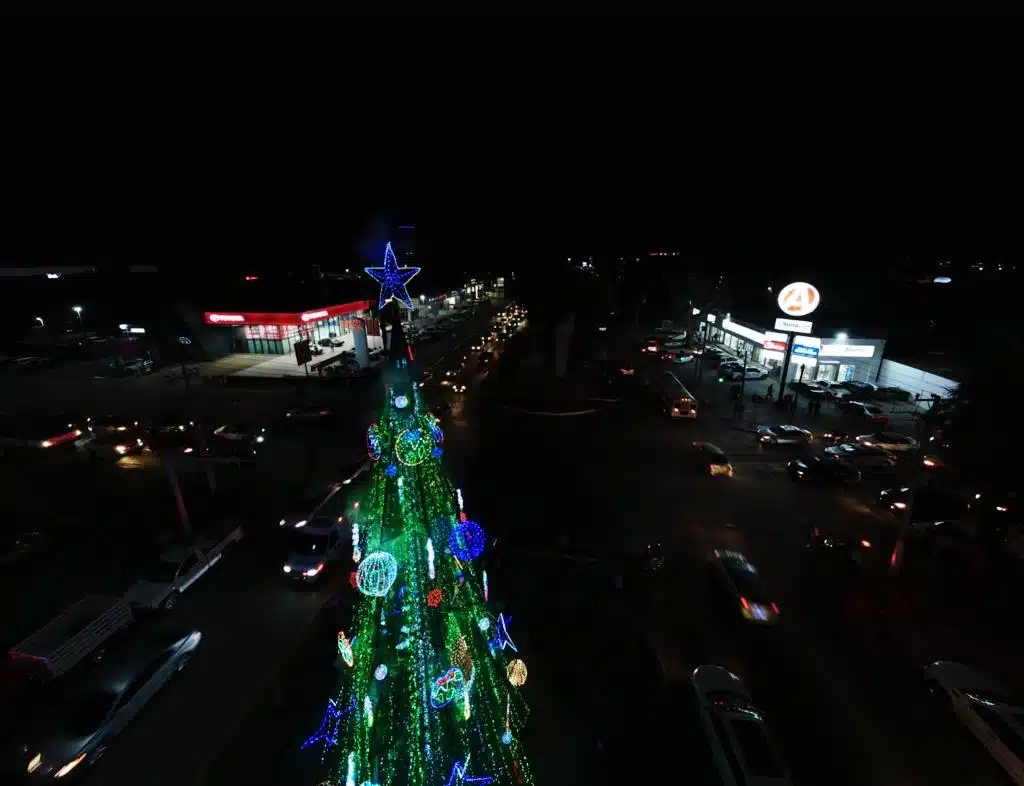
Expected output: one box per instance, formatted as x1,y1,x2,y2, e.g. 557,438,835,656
304,563,325,577
256,435,265,443
283,565,292,573
55,754,86,778
27,753,41,773
115,445,128,454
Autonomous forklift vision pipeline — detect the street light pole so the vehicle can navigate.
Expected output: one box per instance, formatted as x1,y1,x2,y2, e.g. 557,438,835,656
72,306,84,336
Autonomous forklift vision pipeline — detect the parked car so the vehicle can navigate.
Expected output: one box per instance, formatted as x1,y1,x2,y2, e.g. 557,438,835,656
924,661,1024,784
840,400,889,422
23,628,201,780
728,366,768,381
124,522,243,611
692,665,793,785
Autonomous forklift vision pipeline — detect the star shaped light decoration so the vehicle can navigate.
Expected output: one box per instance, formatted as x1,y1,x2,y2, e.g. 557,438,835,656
365,241,421,310
444,756,494,786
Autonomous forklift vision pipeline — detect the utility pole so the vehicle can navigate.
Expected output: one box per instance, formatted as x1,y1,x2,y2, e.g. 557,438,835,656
737,347,750,417
776,331,796,402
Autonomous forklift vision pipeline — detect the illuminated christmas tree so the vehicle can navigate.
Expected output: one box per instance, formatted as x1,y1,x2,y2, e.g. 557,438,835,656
304,246,534,786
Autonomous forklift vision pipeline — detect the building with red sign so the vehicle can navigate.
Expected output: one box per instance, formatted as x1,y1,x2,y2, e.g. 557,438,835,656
201,300,380,356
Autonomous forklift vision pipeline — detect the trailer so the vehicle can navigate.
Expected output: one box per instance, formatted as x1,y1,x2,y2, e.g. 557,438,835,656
9,595,134,677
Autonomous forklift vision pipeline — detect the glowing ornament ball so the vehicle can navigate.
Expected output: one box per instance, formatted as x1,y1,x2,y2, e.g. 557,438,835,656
395,427,433,466
356,552,398,597
507,658,528,687
449,519,485,561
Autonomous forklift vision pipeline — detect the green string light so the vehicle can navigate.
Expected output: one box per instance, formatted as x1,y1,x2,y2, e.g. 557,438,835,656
318,389,535,786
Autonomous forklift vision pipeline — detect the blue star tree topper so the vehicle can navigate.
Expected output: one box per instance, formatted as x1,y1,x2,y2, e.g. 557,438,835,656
365,242,421,310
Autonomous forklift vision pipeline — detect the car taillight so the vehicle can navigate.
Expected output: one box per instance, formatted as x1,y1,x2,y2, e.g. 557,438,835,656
740,597,750,609
860,539,872,548
771,602,780,614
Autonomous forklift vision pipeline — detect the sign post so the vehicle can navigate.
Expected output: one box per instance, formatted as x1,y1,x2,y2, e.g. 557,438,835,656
774,282,821,403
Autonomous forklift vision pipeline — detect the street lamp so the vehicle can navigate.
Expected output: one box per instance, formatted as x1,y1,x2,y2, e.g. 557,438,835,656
35,317,45,327
835,332,848,341
72,306,84,335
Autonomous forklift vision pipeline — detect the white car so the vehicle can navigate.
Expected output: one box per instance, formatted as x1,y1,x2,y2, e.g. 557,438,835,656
824,443,897,470
692,665,793,786
726,366,768,381
925,661,1024,784
282,515,346,583
757,424,812,446
855,432,919,452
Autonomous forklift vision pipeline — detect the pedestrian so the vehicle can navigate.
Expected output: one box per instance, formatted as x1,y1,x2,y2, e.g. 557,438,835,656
766,383,774,399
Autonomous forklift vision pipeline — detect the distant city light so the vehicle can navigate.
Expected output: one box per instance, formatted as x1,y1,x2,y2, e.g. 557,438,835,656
836,332,848,341
934,276,952,284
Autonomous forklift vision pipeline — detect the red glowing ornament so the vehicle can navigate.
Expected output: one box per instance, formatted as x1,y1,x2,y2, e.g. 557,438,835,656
349,571,359,589
427,588,443,607
459,511,468,522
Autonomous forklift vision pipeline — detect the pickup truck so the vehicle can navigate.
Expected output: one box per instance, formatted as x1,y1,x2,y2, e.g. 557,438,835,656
2,596,135,745
124,522,243,611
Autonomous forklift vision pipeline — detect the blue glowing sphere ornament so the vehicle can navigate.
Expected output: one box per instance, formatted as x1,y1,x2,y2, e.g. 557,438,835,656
395,428,432,466
375,664,388,681
367,423,384,461
356,552,398,597
385,463,398,478
432,446,444,459
394,394,409,409
427,414,444,444
449,520,485,561
502,731,513,745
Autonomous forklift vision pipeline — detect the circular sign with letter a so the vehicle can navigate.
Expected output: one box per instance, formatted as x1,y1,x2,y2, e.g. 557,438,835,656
777,282,821,317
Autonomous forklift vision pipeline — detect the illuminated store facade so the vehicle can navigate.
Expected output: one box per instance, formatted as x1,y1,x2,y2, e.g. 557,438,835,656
203,300,380,356
697,314,885,385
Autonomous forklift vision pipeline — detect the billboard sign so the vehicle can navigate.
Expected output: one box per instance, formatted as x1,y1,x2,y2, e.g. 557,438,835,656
819,343,875,358
777,282,821,317
762,331,788,352
774,317,814,334
791,335,821,359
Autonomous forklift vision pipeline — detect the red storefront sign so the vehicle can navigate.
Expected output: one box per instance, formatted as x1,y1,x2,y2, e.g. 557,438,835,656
763,340,788,352
204,300,371,327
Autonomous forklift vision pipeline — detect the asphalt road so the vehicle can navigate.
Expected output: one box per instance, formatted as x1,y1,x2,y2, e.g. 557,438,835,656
0,309,503,785
456,381,1015,786
14,309,1014,786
